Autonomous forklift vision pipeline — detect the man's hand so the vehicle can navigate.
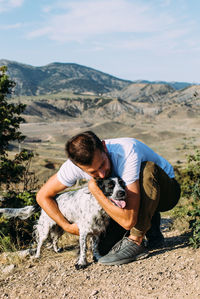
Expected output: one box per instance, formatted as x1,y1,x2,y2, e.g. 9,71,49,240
65,223,79,236
37,174,80,236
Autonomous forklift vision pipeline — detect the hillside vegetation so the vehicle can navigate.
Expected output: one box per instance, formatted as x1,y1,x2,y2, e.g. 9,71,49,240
0,59,196,96
0,60,131,96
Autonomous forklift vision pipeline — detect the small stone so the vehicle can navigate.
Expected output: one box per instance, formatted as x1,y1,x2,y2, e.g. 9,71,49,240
26,263,34,269
2,264,15,274
91,290,99,296
16,249,31,258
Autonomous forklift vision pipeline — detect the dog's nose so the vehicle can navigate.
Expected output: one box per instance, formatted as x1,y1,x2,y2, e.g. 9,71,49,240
116,190,125,198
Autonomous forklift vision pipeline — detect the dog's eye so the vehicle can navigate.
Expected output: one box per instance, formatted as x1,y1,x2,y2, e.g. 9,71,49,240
107,182,115,189
118,178,125,187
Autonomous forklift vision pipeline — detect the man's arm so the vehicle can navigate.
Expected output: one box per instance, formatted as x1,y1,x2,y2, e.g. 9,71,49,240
36,174,79,235
88,179,140,230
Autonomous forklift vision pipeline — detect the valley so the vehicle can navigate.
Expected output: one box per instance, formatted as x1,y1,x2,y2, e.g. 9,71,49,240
1,60,199,185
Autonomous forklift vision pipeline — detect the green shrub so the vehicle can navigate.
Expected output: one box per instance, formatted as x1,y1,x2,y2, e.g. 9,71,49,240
175,150,200,198
172,150,200,246
0,233,17,252
188,180,200,248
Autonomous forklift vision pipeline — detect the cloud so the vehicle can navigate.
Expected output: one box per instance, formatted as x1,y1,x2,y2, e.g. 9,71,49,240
108,25,198,56
27,0,164,42
159,0,172,7
26,0,198,57
0,0,24,13
0,22,22,29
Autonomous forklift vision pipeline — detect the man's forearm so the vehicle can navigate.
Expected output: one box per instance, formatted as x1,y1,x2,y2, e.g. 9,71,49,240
88,180,137,230
88,178,141,230
36,194,79,235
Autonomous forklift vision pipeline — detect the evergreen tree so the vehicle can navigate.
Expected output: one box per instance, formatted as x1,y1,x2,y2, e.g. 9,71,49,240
0,66,38,251
0,66,33,190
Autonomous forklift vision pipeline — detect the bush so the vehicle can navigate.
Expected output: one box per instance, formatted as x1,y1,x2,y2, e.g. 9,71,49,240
188,180,200,248
172,150,200,247
0,233,17,252
175,150,200,198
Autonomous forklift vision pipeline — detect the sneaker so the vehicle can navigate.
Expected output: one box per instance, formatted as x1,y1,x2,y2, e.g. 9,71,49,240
98,237,149,266
98,219,129,256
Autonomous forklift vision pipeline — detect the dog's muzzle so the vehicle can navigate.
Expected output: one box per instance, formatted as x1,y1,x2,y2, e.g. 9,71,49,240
110,190,126,209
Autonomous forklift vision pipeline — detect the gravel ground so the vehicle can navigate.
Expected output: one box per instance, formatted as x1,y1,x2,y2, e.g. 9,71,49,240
0,220,199,299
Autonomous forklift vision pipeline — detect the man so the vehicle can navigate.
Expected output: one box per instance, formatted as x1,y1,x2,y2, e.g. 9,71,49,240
36,131,180,265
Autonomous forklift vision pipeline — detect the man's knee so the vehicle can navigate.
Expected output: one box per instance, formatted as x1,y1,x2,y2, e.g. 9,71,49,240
140,162,160,201
157,178,181,212
141,161,157,171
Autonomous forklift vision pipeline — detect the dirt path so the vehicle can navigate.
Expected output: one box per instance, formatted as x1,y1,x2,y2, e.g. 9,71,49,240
0,220,199,299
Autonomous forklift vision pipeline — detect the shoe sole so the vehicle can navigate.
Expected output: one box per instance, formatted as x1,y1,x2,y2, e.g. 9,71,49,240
98,251,149,266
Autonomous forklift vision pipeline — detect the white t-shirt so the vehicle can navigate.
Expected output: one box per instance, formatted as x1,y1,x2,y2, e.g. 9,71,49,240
57,137,175,187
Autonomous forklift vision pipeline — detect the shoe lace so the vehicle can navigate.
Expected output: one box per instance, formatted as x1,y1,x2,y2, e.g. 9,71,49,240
110,238,125,253
110,231,130,253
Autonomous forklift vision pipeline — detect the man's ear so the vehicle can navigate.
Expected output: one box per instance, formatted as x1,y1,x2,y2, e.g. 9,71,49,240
102,140,108,152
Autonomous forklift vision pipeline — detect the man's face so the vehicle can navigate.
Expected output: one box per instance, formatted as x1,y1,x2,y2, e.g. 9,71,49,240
77,150,111,179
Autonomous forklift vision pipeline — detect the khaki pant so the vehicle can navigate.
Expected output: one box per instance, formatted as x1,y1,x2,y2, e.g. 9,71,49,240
131,161,181,237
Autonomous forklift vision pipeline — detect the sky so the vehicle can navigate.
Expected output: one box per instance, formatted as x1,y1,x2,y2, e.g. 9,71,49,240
0,0,200,83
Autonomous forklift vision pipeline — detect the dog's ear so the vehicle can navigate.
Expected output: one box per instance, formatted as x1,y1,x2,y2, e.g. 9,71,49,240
96,179,104,189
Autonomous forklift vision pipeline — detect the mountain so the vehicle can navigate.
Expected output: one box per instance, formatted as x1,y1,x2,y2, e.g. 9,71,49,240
0,59,197,97
133,80,194,90
166,85,200,103
1,59,200,125
1,59,199,164
12,83,199,124
108,83,175,103
0,59,131,96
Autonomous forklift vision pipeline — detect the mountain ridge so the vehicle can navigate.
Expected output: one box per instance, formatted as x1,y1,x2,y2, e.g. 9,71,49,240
0,59,131,96
1,59,200,125
0,59,197,97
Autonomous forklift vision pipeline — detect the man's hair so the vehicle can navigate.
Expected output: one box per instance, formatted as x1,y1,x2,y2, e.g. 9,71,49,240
65,131,105,165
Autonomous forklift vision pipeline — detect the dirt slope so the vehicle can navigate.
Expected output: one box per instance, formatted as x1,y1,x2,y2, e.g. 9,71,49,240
0,219,200,299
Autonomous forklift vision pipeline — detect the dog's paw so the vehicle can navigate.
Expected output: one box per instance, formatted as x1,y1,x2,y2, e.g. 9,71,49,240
30,255,40,260
75,263,87,270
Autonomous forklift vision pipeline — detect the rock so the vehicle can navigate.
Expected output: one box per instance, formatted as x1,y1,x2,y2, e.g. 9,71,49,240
2,264,15,274
90,290,99,296
16,249,31,258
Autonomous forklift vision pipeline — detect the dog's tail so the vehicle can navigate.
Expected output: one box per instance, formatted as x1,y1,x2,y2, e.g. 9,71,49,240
0,205,41,220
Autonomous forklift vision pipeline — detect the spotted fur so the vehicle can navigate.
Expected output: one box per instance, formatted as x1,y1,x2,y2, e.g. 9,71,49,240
0,177,126,269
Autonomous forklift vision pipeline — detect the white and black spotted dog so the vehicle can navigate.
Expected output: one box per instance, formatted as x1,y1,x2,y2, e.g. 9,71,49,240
0,177,126,269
